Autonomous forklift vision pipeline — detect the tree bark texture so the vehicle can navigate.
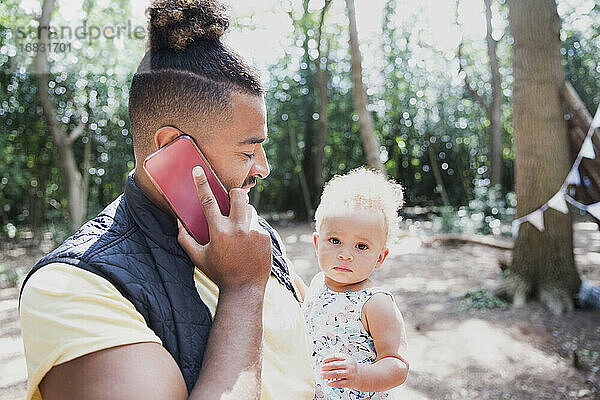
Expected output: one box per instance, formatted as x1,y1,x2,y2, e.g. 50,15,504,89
484,0,504,187
345,0,386,175
314,0,332,193
508,0,581,313
428,142,450,206
300,0,317,208
288,121,314,221
456,0,504,186
35,0,88,231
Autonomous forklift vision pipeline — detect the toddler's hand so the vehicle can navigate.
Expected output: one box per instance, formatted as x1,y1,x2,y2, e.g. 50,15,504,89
320,353,364,389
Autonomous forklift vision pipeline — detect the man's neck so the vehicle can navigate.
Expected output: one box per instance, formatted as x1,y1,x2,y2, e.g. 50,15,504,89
132,166,178,218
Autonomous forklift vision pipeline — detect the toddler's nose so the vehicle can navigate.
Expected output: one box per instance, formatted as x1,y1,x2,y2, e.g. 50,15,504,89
337,252,352,262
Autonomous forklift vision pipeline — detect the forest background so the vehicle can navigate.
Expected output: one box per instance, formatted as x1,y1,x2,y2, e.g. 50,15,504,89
1,0,600,398
4,0,599,240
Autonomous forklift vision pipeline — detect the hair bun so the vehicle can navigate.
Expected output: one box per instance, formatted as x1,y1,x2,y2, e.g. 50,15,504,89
147,0,230,51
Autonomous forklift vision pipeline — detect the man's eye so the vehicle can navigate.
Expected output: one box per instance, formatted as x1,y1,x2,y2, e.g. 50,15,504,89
356,243,368,250
243,153,255,159
328,238,340,245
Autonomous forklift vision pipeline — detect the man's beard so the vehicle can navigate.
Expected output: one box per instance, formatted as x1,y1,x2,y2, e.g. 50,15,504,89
242,176,256,188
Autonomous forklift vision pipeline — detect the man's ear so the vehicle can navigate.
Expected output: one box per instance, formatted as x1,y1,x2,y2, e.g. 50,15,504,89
154,126,182,150
375,248,389,269
313,232,319,252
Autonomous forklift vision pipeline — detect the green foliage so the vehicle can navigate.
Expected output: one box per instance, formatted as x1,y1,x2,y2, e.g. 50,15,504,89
429,180,516,235
1,0,142,236
0,263,27,287
562,29,600,116
459,289,510,311
1,0,599,235
261,0,361,218
574,348,599,371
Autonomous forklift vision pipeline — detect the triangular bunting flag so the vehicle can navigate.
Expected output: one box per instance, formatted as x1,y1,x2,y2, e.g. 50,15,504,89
512,220,521,239
592,104,600,129
527,210,545,232
588,202,600,220
566,168,581,186
548,192,569,214
581,136,596,159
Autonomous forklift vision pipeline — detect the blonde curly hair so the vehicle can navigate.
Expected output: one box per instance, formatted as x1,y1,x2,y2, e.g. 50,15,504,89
314,168,404,247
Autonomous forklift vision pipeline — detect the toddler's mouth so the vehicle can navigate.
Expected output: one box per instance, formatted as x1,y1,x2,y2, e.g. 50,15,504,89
333,266,352,272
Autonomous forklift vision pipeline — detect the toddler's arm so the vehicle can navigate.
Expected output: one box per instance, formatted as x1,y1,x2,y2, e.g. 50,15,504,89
294,273,308,302
321,292,409,392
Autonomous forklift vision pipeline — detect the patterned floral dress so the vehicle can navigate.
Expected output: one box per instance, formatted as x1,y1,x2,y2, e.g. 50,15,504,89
302,272,395,400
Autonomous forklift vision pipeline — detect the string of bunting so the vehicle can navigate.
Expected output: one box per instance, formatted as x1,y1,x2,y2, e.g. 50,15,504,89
512,104,600,238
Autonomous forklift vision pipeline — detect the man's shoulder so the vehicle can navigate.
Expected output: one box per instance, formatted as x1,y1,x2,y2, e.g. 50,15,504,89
19,262,164,400
20,195,143,302
42,195,137,262
78,194,132,239
21,262,124,299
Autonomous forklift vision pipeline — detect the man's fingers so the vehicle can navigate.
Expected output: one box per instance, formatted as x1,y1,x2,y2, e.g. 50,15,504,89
177,219,207,266
228,188,248,224
192,166,221,224
247,205,267,235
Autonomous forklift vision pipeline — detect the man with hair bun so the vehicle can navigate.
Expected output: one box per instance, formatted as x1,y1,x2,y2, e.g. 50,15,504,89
19,1,314,399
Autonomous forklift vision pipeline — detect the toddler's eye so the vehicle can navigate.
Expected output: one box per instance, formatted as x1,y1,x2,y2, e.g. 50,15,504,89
328,237,340,245
356,243,369,250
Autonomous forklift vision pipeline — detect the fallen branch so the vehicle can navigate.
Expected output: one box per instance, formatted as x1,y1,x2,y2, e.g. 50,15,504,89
562,81,600,229
422,234,512,250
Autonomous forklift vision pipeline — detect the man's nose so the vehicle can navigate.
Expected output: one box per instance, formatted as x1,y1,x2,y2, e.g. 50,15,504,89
251,146,270,179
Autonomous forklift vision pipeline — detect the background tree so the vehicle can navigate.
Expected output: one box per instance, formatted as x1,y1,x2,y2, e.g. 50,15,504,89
35,0,89,230
507,0,581,313
1,0,599,248
345,0,386,174
456,0,504,187
313,0,332,192
1,0,141,240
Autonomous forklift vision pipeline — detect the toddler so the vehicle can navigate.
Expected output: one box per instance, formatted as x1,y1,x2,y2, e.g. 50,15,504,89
301,168,409,399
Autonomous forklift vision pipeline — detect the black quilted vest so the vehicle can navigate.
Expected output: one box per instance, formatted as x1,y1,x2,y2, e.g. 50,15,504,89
19,173,297,394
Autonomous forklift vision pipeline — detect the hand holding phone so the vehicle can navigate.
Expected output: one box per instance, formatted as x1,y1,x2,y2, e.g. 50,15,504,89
177,167,272,292
144,133,271,291
143,134,230,245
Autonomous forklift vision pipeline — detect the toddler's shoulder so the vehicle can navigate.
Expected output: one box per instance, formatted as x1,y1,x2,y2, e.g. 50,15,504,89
362,290,407,344
363,290,401,319
307,271,325,289
303,272,327,303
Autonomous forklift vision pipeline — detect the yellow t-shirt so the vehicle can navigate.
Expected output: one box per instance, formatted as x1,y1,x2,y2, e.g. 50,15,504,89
20,262,314,400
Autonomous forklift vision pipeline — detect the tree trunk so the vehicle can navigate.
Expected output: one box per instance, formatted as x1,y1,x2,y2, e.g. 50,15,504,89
456,0,504,186
427,142,450,206
485,0,504,187
288,121,314,221
562,81,600,153
345,0,386,175
508,0,581,314
35,0,89,231
300,0,317,208
314,0,332,193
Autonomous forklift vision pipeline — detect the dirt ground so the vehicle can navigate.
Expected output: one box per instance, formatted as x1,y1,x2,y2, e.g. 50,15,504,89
1,220,599,400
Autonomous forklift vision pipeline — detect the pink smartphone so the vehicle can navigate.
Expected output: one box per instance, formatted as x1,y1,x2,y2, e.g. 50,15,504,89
143,134,230,245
